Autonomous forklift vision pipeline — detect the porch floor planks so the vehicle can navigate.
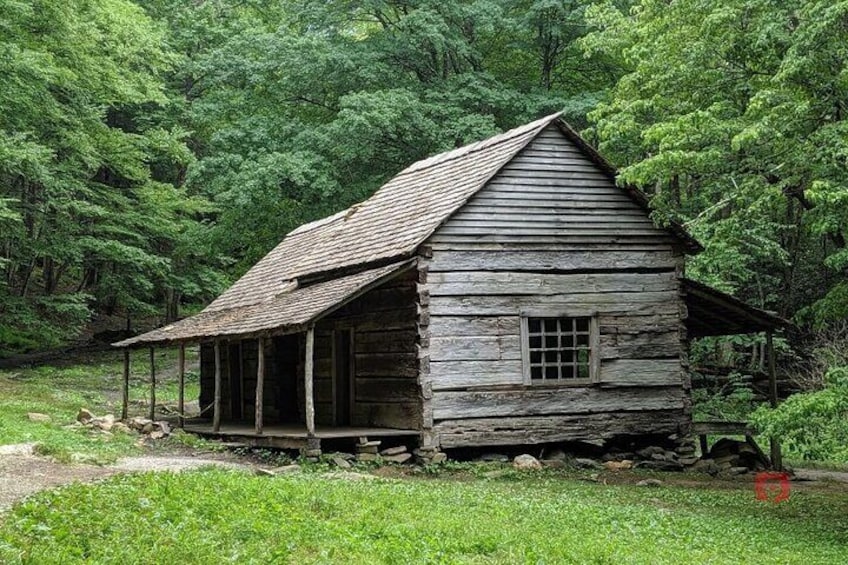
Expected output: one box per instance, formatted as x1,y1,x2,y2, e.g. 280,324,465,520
184,421,419,447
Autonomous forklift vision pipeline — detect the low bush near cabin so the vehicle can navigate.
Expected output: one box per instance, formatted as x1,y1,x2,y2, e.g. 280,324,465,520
751,367,848,463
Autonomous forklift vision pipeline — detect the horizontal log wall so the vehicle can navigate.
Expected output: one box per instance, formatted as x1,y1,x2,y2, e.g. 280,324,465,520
424,123,690,448
315,269,422,429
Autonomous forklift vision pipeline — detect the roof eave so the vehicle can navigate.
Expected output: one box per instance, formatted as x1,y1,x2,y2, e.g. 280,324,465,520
683,278,791,337
112,259,416,350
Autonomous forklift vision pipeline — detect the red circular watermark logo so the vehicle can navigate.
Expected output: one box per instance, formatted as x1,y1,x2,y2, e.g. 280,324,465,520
754,472,791,503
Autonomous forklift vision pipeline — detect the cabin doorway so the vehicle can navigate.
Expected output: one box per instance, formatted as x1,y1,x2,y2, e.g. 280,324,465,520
274,334,300,423
333,329,354,426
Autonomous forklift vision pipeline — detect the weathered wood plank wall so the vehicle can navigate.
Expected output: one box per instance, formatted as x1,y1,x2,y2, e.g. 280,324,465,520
314,269,422,429
423,124,690,448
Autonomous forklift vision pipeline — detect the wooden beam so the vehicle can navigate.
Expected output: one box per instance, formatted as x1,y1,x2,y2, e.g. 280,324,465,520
121,349,130,421
213,340,222,432
255,337,265,435
177,343,185,429
305,327,315,437
767,331,783,470
148,347,156,421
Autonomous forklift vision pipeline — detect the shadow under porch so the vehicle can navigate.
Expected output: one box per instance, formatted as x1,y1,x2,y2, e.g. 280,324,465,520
191,326,421,452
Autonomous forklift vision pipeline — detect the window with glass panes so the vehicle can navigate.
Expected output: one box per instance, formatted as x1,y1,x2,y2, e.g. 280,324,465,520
525,317,592,382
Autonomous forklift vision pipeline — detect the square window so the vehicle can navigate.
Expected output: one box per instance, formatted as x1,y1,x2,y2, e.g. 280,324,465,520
524,316,595,385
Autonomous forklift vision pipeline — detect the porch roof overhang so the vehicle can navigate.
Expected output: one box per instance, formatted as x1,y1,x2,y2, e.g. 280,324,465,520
113,259,414,349
683,278,790,338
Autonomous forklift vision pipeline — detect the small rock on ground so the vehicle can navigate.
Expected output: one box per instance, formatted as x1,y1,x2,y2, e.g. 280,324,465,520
383,453,413,464
331,456,352,469
575,458,603,470
380,446,408,456
0,443,36,456
513,454,542,470
603,460,634,471
76,408,95,424
637,479,663,487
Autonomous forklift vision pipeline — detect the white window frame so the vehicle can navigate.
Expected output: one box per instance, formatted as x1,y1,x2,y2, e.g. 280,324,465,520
520,310,600,386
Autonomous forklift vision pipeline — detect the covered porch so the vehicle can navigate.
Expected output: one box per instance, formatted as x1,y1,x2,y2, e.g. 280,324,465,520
113,260,422,456
683,278,791,469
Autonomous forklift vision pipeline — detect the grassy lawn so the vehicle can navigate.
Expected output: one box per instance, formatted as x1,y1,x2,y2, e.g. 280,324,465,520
0,468,847,564
2,354,848,564
0,350,201,464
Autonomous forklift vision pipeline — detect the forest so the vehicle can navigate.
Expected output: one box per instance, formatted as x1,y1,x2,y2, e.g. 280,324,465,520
1,0,846,362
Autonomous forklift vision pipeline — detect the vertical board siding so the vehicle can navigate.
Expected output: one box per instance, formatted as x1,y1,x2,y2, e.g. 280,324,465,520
425,123,688,447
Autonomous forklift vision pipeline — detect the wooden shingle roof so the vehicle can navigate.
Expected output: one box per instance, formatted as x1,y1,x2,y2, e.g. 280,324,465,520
115,113,702,348
114,261,412,347
204,113,561,314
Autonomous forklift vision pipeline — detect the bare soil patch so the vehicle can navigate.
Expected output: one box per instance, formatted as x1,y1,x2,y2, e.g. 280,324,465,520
0,444,249,512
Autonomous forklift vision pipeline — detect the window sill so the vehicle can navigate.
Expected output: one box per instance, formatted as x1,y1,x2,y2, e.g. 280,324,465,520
525,380,596,389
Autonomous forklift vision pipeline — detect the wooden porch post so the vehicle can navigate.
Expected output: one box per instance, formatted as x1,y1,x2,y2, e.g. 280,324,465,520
213,340,222,432
255,337,265,435
148,347,156,421
304,326,316,437
177,343,186,429
767,331,783,470
121,349,130,420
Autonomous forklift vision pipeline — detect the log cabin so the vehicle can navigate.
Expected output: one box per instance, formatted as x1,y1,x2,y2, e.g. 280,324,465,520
114,113,785,455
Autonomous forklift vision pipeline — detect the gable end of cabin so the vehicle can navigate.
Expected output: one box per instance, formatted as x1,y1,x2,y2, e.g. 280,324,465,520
418,123,691,449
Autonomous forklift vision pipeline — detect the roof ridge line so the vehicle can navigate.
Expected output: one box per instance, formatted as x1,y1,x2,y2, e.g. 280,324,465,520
391,112,561,179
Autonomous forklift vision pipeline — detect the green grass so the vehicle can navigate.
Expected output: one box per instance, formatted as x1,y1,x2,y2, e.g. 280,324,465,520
0,469,846,564
0,350,201,464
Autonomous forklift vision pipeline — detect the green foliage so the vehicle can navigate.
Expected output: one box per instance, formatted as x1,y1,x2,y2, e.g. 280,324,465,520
752,367,848,463
692,371,758,423
583,0,848,323
146,0,617,274
0,0,225,354
1,0,623,353
2,469,848,563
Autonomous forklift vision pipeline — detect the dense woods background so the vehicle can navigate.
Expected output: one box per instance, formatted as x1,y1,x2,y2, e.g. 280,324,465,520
1,0,846,359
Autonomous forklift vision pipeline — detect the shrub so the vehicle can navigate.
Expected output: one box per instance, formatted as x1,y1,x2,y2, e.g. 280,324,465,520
692,371,757,422
751,367,848,463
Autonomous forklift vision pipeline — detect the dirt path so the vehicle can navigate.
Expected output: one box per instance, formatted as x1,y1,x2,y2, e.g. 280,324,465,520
0,444,249,512
794,468,848,484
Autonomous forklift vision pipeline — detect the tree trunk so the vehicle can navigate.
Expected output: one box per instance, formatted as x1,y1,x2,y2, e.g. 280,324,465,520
164,287,181,323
